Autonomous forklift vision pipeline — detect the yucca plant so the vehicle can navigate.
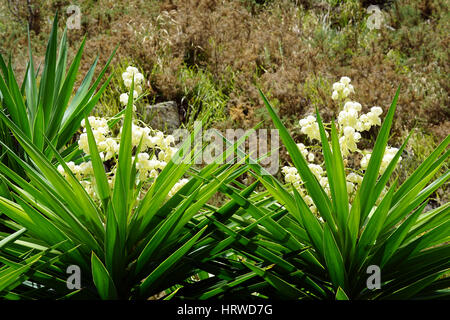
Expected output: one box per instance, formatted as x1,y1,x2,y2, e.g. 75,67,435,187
0,75,273,299
207,88,449,300
0,14,116,180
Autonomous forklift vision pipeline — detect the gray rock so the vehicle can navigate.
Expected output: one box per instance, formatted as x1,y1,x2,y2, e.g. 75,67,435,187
144,101,181,133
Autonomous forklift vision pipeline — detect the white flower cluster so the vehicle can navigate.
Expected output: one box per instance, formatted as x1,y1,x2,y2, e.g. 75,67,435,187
282,160,365,215
337,102,383,157
79,117,119,161
284,77,398,216
282,166,315,210
57,161,98,199
360,146,401,174
356,106,383,131
126,124,176,157
297,143,315,162
337,101,361,128
299,80,383,157
331,76,354,100
65,116,178,200
299,115,328,141
133,152,166,183
339,126,361,157
119,66,145,106
56,65,186,203
57,161,93,181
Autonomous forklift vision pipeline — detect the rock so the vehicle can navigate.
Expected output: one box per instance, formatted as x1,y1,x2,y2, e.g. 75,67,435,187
144,101,181,133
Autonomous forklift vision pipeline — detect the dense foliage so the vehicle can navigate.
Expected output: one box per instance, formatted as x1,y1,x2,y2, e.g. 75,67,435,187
0,7,448,301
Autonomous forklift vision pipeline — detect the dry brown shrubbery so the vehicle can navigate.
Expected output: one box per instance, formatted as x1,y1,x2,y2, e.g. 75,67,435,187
0,0,447,205
92,0,447,141
2,0,448,141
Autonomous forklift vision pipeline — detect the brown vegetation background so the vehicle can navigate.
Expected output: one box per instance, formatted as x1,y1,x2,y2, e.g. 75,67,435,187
1,1,448,202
